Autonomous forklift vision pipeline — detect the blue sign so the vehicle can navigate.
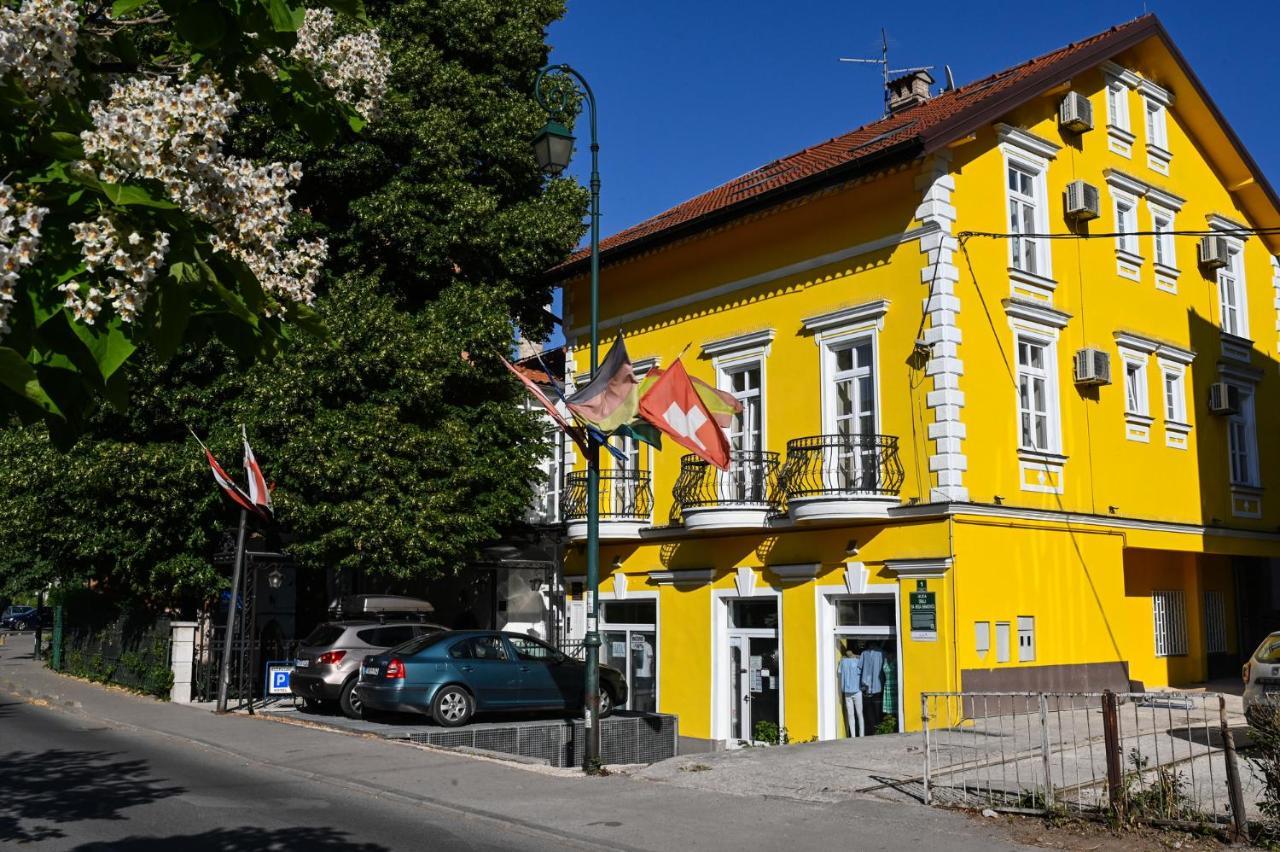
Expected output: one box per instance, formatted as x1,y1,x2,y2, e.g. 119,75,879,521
265,661,292,696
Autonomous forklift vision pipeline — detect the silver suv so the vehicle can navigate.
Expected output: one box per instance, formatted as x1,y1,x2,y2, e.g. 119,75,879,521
292,620,445,717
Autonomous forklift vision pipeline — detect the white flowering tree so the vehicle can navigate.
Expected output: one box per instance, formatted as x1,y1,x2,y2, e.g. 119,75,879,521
0,0,387,435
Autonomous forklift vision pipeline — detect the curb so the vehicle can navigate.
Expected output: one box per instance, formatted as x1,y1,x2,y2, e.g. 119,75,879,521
0,676,84,710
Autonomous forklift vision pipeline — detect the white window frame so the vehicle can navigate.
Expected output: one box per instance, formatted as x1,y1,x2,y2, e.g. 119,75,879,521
1015,333,1060,454
997,125,1059,290
804,301,888,438
1007,299,1070,493
995,621,1011,664
1227,383,1259,488
1139,79,1174,174
1153,590,1188,657
704,328,774,467
1150,205,1176,275
1112,190,1142,282
1160,361,1190,448
1102,63,1139,157
1217,239,1249,340
1114,337,1153,442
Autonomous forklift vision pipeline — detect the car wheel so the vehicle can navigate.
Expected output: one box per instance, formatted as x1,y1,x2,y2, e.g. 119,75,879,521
432,685,474,727
598,686,615,719
338,678,363,719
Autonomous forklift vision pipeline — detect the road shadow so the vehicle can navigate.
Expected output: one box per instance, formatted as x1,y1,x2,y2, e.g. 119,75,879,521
0,749,185,844
71,826,391,851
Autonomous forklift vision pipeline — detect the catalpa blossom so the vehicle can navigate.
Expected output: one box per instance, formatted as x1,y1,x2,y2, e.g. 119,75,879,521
80,76,326,309
291,8,389,120
0,0,79,103
68,216,170,323
0,183,49,339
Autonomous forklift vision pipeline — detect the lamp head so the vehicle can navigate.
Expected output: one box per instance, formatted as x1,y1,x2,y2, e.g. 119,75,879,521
532,120,575,176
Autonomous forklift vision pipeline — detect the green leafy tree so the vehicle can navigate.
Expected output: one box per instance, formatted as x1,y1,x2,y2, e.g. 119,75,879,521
0,0,385,436
0,0,585,608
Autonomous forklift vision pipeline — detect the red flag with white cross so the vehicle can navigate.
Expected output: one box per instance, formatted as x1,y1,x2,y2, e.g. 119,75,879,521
637,358,731,471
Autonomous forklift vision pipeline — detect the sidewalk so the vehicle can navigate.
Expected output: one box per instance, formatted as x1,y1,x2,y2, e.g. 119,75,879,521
0,641,1036,852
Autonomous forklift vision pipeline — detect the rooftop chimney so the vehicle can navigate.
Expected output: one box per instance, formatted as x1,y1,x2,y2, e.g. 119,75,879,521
886,69,934,114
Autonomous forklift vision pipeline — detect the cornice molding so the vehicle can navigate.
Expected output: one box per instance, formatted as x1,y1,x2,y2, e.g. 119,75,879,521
801,298,892,335
701,328,775,358
995,123,1061,161
1003,297,1072,329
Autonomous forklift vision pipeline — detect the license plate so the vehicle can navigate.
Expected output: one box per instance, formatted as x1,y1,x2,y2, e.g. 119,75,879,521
362,666,381,677
295,659,309,668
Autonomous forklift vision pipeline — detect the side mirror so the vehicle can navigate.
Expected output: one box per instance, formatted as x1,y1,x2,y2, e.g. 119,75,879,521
553,652,568,665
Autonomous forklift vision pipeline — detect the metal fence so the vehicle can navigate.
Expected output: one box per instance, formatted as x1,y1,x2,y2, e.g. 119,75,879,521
921,691,1248,835
407,713,678,768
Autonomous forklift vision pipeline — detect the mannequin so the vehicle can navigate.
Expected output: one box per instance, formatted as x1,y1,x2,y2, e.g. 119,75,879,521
838,642,864,737
859,640,885,733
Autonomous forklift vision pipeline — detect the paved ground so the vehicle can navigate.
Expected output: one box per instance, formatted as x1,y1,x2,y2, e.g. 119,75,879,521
0,639,1037,851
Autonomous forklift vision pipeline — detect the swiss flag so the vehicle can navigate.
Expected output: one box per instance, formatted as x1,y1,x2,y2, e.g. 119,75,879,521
638,358,731,471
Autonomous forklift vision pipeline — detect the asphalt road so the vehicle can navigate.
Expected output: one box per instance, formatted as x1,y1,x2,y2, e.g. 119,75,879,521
0,698,584,851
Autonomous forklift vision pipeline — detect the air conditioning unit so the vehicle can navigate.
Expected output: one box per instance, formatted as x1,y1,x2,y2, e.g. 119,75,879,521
1073,348,1111,386
1198,235,1230,270
1208,382,1240,415
1059,91,1093,132
1064,180,1100,221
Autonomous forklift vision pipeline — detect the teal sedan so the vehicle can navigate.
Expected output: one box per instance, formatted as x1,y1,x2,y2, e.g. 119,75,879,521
355,630,628,727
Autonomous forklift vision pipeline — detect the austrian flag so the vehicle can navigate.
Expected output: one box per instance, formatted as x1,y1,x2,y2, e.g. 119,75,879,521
190,427,272,520
637,358,731,471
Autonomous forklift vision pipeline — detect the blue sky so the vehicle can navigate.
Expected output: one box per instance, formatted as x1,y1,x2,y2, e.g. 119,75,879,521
545,0,1277,240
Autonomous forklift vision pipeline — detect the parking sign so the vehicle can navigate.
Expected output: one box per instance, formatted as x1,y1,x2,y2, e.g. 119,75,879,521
265,661,292,696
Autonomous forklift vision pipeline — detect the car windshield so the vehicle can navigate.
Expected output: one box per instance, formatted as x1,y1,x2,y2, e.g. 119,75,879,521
5,606,33,617
301,624,346,647
1256,635,1280,663
391,630,449,657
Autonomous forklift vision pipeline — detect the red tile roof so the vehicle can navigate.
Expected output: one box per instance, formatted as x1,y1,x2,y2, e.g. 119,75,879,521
551,16,1162,279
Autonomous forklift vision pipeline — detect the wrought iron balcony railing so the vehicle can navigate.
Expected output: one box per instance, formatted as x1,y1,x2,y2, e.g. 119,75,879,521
563,470,653,522
779,433,904,500
673,450,782,513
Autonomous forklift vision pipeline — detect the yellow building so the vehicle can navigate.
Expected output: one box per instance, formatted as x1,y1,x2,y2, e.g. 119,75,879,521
547,15,1280,751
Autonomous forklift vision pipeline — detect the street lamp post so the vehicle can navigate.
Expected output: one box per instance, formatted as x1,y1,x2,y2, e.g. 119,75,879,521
532,63,604,773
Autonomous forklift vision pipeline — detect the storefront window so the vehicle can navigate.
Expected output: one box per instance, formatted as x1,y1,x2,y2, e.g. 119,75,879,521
831,595,897,738
602,599,657,713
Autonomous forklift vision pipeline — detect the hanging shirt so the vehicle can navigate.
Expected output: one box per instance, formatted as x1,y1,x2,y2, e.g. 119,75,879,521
838,654,863,694
860,647,884,694
882,659,896,715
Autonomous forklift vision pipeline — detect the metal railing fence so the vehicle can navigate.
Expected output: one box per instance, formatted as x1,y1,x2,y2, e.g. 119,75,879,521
778,433,904,499
563,470,653,522
921,691,1248,836
672,450,782,512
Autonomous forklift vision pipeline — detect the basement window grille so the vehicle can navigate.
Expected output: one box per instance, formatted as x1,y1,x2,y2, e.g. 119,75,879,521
1153,589,1188,657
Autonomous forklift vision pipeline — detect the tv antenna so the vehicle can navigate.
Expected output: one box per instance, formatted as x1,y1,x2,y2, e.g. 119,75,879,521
839,28,934,116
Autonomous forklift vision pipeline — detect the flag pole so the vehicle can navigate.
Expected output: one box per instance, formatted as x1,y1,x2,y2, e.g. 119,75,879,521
216,506,249,714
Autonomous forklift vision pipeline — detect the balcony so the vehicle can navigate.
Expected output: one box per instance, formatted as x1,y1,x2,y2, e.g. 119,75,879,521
779,434,904,522
563,470,653,541
673,450,782,531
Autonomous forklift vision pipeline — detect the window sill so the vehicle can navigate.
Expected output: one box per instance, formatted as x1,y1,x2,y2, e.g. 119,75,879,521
1124,413,1152,443
1220,333,1253,364
1115,250,1144,281
1146,145,1171,175
1230,483,1263,496
1018,448,1068,464
1007,267,1058,301
1153,262,1180,278
1107,125,1135,157
1164,420,1191,449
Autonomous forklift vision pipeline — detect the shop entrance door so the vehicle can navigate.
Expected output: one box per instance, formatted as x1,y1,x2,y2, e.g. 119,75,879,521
725,598,780,743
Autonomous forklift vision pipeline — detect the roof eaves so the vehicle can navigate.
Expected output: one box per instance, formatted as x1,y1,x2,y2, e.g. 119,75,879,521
1141,18,1280,247
920,16,1160,154
546,135,924,284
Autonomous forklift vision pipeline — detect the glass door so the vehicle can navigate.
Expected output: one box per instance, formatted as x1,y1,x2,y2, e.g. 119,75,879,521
725,364,762,502
831,341,876,491
601,600,657,713
725,598,780,744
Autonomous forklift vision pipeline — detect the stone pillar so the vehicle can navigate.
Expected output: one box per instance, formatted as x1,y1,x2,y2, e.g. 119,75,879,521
169,621,198,703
